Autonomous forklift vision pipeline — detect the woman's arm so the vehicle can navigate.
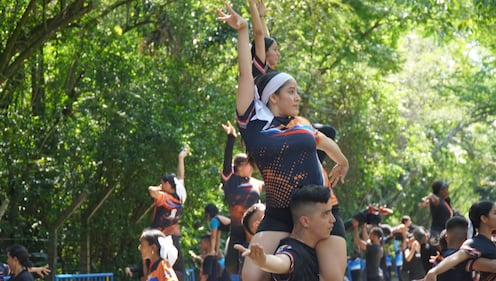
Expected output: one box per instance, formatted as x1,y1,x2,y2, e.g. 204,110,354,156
176,148,189,180
404,240,419,262
248,0,266,62
315,131,349,187
424,250,470,281
216,3,253,116
29,265,50,277
256,0,270,37
148,185,162,200
221,121,237,175
353,225,367,251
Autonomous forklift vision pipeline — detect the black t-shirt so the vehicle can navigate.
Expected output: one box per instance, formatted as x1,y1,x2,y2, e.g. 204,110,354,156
430,198,453,234
437,248,472,281
420,243,437,274
405,250,425,280
272,237,319,281
10,270,34,281
366,243,383,280
462,235,496,281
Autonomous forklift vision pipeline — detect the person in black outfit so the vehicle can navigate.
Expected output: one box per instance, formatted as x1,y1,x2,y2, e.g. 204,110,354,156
419,180,455,238
403,228,426,281
6,245,34,281
353,223,384,281
234,184,335,281
430,216,471,281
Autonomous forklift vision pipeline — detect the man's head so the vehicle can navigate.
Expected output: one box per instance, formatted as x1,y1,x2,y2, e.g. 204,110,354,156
290,184,335,240
444,216,468,249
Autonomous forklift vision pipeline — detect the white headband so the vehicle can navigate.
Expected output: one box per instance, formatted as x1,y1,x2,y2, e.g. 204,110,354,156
158,236,178,265
260,72,294,105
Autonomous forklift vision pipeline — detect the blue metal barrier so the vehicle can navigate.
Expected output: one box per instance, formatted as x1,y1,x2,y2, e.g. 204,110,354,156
185,268,195,281
54,272,113,281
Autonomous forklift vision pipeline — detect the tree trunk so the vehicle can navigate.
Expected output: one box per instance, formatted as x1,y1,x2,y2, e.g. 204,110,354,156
47,191,89,280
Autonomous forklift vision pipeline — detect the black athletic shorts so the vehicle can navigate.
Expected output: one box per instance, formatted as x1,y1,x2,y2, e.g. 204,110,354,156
331,205,346,238
257,207,293,233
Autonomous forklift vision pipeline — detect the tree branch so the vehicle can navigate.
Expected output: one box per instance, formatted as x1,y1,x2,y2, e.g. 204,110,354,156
0,0,93,87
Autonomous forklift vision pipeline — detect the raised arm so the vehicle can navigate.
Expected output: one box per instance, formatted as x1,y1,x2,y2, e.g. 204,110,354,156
424,250,470,281
216,3,253,115
248,0,267,62
256,0,270,37
353,225,367,251
316,131,349,187
404,239,419,262
221,121,237,175
148,185,162,199
234,243,291,274
176,148,189,180
29,265,51,277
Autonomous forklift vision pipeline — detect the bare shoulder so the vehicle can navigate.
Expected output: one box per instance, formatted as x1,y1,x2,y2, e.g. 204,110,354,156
295,116,311,125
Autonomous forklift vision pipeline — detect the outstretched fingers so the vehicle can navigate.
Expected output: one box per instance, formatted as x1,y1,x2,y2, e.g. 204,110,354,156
216,2,247,30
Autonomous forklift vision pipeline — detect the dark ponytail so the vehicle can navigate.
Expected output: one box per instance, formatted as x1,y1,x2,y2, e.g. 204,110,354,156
468,200,494,237
7,245,33,269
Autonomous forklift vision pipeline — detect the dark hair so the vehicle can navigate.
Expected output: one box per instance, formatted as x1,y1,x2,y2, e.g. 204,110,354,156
313,123,337,163
250,37,276,58
469,200,494,237
161,173,176,190
204,203,219,218
254,71,286,102
233,153,248,173
413,227,427,244
444,216,468,247
432,180,449,195
290,185,330,222
371,227,384,239
7,245,33,268
401,215,411,224
445,216,468,231
141,228,166,251
242,203,265,236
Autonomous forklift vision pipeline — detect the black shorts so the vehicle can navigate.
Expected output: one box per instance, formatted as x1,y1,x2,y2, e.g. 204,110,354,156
331,205,346,238
257,207,293,233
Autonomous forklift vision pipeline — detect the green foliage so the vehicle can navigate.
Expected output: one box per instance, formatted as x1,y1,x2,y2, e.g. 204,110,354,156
0,0,495,279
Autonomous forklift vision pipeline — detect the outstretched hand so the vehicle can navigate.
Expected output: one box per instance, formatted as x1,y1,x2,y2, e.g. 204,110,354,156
234,243,267,266
178,147,190,159
328,162,348,187
222,120,237,137
255,0,269,17
32,264,51,277
429,251,441,264
216,2,248,30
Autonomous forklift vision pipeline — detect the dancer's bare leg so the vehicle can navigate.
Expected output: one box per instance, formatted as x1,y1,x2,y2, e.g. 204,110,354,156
241,231,290,281
317,235,347,281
